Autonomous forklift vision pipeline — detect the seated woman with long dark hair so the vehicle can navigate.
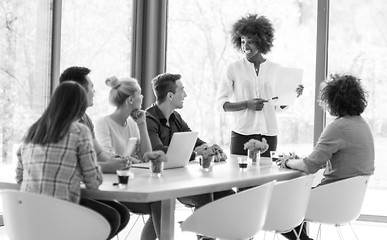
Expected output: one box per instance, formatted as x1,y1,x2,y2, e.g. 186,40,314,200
16,81,121,239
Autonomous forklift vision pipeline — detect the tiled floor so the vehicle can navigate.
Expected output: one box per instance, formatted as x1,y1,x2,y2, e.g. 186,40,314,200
2,205,386,240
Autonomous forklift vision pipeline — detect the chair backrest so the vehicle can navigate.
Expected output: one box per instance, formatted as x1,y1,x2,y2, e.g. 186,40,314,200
305,175,371,225
263,174,314,232
0,182,19,227
1,190,110,240
181,181,275,240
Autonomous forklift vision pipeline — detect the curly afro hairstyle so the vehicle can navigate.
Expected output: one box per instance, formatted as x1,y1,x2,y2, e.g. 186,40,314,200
320,74,368,117
231,14,275,54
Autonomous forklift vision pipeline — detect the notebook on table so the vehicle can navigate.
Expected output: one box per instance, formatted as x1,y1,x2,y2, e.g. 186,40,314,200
132,131,199,170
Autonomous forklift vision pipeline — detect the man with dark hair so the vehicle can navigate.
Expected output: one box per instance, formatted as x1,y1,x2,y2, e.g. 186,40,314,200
146,73,234,240
146,72,211,164
59,66,128,172
59,66,91,89
59,66,130,238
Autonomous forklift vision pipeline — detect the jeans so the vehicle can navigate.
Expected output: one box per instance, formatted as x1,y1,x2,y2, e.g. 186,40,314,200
80,198,127,240
98,200,130,234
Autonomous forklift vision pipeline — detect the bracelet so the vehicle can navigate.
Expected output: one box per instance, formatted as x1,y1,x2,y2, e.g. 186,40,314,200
284,158,291,169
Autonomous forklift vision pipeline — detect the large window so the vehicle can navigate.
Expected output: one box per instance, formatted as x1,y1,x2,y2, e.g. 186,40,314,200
1,0,386,225
328,0,387,217
61,0,133,121
0,0,51,166
167,0,317,155
168,0,387,221
0,0,134,166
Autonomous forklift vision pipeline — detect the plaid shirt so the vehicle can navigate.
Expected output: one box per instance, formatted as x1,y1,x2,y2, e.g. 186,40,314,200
16,122,103,204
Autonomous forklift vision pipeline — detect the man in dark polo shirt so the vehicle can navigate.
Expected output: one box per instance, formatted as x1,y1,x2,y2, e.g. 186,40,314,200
146,73,235,211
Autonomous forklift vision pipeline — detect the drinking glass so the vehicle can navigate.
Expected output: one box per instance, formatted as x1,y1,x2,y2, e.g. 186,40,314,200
116,170,130,189
238,157,248,170
247,149,260,165
201,156,214,172
149,161,164,177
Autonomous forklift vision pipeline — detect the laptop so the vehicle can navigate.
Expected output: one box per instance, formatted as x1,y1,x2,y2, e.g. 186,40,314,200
132,131,199,170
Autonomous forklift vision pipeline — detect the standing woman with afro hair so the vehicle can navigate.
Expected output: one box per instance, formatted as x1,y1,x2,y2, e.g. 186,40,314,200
216,14,303,157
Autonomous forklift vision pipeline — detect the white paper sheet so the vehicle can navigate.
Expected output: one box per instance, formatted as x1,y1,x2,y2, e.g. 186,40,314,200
272,67,303,105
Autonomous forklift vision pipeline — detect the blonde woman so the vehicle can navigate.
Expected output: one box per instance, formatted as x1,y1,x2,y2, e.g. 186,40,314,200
96,76,151,160
96,76,161,240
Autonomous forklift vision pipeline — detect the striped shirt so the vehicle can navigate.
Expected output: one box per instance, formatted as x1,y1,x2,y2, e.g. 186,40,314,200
16,122,103,203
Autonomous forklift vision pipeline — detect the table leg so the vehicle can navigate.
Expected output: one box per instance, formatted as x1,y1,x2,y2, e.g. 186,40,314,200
160,198,176,240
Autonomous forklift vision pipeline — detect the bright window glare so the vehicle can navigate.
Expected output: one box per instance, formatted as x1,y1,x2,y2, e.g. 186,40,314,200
329,0,387,216
60,0,133,121
167,0,317,156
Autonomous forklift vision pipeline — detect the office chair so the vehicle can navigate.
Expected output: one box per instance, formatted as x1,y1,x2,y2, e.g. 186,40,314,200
305,175,371,240
262,175,314,239
1,190,110,240
181,181,275,240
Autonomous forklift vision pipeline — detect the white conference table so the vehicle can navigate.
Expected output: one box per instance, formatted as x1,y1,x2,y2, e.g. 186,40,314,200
81,155,304,240
0,156,303,240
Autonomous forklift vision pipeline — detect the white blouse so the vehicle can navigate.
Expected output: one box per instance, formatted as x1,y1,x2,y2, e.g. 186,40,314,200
216,58,280,136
